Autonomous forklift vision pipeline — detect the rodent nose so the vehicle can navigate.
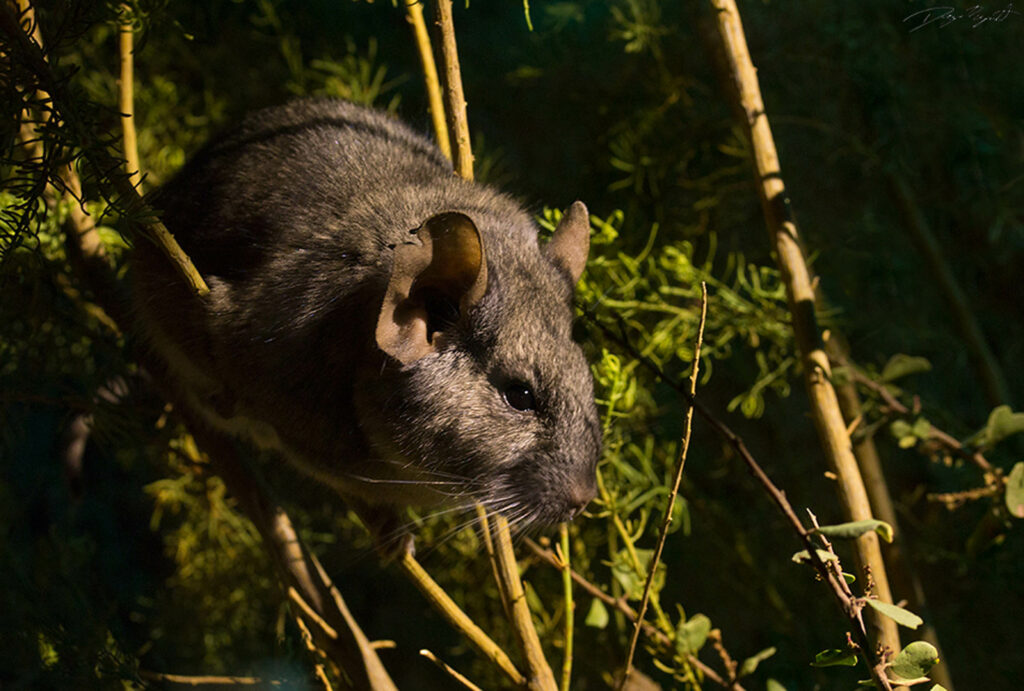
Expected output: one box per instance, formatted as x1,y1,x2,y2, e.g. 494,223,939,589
567,479,597,520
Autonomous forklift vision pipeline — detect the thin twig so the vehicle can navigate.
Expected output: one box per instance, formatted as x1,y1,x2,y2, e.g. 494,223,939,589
419,650,484,691
492,514,559,691
432,0,473,179
620,283,708,689
403,0,450,160
398,551,527,687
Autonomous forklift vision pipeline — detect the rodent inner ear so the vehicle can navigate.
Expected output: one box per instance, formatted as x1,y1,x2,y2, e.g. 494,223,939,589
420,288,460,340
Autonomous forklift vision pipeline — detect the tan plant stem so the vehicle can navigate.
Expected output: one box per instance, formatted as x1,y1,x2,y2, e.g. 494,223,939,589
404,0,450,160
118,3,141,191
524,539,742,691
492,515,559,691
419,650,484,691
619,283,707,689
558,524,574,691
0,3,209,296
398,551,527,686
708,0,899,653
137,671,279,686
476,505,513,621
432,0,473,180
886,171,1010,408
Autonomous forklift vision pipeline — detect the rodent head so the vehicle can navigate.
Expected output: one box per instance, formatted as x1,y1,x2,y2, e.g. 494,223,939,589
358,203,601,528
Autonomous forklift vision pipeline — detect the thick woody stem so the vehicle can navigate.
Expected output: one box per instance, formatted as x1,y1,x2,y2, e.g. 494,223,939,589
708,0,899,658
118,3,142,191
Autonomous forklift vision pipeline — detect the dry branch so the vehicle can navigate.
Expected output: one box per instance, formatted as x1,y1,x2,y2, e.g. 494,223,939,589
433,0,473,180
404,0,451,160
399,552,527,686
493,515,558,691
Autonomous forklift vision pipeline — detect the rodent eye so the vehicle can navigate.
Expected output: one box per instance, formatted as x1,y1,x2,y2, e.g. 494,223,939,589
503,382,535,412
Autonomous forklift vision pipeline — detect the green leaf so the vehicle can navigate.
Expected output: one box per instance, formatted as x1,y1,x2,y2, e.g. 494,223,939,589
979,405,1024,448
930,686,949,691
1006,463,1024,519
791,549,838,565
810,648,858,667
912,417,932,439
675,613,712,656
842,572,857,584
766,680,788,691
738,646,776,677
880,354,932,382
865,599,923,629
611,548,665,601
888,641,939,680
816,519,894,543
584,598,609,629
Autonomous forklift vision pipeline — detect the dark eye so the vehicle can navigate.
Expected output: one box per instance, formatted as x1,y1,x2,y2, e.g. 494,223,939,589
503,382,535,411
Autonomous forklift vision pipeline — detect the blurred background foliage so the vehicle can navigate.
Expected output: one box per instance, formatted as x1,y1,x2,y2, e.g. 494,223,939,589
2,0,1022,688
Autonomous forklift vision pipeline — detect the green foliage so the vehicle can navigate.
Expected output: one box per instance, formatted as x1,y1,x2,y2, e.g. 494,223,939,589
1005,463,1024,519
815,519,894,544
864,600,923,631
674,613,711,656
888,641,940,682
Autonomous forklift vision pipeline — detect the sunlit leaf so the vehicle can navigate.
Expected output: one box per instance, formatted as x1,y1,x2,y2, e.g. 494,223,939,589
738,646,776,677
810,648,858,667
675,613,712,656
584,598,609,629
888,641,939,680
815,519,894,543
791,549,839,565
880,354,932,382
1005,463,1024,519
865,600,923,629
978,405,1024,448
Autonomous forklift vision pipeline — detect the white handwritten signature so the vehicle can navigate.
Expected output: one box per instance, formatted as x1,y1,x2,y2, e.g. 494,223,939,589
903,4,1021,32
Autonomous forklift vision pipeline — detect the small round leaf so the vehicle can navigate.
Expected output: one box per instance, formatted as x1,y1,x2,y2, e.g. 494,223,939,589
889,640,939,680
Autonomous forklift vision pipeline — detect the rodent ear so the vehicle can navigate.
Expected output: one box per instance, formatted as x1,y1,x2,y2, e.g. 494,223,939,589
545,201,591,285
376,212,488,364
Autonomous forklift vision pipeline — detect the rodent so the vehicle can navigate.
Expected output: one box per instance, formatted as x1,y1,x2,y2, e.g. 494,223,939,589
131,99,601,540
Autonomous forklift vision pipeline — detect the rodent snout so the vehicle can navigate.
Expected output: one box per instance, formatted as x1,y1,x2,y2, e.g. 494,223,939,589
566,475,598,520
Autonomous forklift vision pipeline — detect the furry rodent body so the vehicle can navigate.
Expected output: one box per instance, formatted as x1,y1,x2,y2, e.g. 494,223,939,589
133,99,600,529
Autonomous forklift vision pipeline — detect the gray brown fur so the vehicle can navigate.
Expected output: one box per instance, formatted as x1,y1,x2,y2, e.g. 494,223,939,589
132,99,600,530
